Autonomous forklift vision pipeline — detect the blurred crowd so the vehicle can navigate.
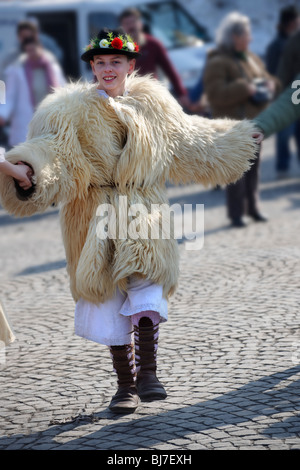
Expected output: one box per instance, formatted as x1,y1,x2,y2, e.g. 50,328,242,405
0,4,300,229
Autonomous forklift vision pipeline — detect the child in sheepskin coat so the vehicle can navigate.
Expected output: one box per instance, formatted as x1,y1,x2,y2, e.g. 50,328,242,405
0,28,262,413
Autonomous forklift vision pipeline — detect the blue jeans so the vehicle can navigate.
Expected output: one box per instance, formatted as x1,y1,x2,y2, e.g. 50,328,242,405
276,121,300,171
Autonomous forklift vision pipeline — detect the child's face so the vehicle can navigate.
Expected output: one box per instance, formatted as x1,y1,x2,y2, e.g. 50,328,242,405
90,54,135,97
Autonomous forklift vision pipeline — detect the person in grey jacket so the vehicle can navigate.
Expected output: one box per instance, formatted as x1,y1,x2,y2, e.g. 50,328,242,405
253,74,300,139
275,28,300,177
265,6,300,177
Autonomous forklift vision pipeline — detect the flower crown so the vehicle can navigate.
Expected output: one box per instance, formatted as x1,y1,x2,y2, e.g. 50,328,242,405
84,31,139,53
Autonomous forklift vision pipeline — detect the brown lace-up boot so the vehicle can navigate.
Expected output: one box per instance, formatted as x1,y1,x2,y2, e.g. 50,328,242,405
109,344,140,413
134,317,167,401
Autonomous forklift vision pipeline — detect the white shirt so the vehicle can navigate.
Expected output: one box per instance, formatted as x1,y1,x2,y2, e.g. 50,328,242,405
96,89,110,98
96,89,129,99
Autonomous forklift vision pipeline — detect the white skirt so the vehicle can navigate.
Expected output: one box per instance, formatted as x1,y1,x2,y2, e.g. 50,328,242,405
74,276,168,346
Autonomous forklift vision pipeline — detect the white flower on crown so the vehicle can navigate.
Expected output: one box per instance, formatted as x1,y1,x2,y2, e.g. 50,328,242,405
100,39,109,48
127,42,135,52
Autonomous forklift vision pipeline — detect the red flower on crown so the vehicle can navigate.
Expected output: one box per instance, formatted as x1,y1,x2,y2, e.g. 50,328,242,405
111,37,123,49
134,42,139,52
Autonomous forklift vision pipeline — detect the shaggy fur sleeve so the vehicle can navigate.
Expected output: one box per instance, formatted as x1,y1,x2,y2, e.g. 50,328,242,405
168,115,260,187
0,89,91,217
0,139,63,217
117,75,260,189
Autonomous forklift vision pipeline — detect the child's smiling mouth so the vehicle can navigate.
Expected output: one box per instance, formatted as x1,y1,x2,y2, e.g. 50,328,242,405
103,76,116,82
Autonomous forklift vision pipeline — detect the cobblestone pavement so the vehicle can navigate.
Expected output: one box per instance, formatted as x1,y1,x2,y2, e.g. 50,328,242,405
0,137,300,450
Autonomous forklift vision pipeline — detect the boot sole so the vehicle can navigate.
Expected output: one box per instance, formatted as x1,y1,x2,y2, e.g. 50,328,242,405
109,405,138,414
109,396,140,414
138,391,167,401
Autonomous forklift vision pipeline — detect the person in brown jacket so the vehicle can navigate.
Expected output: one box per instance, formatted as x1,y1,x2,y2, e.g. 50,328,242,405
203,12,280,227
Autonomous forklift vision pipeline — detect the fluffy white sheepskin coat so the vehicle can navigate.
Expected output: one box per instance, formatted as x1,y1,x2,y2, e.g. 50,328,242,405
0,74,259,304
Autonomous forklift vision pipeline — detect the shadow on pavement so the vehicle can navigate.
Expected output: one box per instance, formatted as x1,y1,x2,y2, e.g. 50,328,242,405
0,208,59,227
16,260,67,276
168,180,300,210
1,365,299,449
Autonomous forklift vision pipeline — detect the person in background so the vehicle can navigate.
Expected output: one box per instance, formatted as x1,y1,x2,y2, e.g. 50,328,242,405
0,35,65,148
1,19,63,78
203,12,280,228
266,5,299,75
277,27,300,88
253,74,300,142
265,5,300,178
119,7,191,109
276,26,300,177
31,18,64,66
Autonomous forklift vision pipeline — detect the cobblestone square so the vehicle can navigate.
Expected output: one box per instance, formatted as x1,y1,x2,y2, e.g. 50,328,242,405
0,136,300,450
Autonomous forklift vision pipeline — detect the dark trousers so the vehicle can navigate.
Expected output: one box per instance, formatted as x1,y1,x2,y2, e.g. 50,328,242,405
226,150,260,220
276,120,300,171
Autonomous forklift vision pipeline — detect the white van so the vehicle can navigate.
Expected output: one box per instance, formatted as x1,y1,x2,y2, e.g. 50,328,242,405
0,0,213,92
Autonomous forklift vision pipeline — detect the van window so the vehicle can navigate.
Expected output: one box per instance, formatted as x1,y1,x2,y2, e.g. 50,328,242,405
139,1,210,49
88,12,118,38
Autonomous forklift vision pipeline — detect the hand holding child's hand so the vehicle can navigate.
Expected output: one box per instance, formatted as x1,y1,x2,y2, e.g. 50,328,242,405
252,132,264,144
13,162,34,190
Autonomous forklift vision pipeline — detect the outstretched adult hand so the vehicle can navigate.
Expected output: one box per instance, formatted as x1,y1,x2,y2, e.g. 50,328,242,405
252,132,264,144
